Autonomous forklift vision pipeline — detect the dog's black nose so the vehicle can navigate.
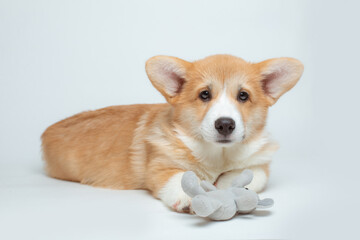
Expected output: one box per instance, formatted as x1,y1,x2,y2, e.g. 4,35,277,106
215,117,235,136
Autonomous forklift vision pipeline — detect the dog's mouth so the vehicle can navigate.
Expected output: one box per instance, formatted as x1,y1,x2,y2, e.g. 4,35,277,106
216,139,232,144
215,134,245,145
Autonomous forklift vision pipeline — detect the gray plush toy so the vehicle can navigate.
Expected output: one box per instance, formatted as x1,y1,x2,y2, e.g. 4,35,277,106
181,169,274,221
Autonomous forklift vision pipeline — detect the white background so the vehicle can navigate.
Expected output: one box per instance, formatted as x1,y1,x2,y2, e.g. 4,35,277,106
1,0,359,239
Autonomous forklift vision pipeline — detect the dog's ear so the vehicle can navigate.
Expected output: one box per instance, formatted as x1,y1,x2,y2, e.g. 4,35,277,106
256,57,304,105
146,56,191,103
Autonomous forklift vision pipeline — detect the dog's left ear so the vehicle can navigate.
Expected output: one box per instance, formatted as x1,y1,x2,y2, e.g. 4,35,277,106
256,58,304,105
146,56,191,104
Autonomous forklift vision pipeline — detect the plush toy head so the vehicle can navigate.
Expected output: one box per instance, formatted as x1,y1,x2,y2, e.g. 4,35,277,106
181,169,274,221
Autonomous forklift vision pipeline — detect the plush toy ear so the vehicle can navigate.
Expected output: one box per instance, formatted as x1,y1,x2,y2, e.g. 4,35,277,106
232,169,254,188
181,171,205,198
256,57,304,105
145,56,191,104
257,198,274,208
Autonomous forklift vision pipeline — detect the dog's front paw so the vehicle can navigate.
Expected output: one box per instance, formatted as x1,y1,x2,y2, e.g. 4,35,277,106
170,194,192,213
158,172,193,213
245,167,268,193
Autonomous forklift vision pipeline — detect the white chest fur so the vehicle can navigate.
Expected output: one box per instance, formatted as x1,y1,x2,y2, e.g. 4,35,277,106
176,130,278,182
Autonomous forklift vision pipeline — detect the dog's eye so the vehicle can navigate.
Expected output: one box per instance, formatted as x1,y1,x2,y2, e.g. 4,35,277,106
237,91,249,102
199,90,211,101
245,187,249,190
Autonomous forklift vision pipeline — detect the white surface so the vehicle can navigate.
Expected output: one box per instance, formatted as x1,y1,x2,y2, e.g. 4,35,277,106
1,0,359,239
0,159,333,240
1,158,355,240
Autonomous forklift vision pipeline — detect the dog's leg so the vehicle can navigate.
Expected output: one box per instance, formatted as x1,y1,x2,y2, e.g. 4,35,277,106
216,164,270,193
149,170,193,213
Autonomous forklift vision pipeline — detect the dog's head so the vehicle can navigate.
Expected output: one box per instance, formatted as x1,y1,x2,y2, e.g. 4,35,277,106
146,55,303,146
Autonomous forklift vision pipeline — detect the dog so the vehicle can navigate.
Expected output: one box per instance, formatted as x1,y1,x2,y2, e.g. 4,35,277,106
41,54,303,212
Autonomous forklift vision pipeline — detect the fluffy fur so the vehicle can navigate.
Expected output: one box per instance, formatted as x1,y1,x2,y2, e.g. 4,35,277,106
42,54,303,212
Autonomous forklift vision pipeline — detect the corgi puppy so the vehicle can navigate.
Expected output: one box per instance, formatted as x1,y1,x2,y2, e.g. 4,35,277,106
41,54,303,212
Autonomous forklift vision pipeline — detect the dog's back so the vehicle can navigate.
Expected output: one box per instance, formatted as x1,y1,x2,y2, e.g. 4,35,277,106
41,104,168,189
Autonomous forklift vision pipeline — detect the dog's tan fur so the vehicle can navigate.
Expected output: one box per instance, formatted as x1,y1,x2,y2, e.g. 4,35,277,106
42,54,303,212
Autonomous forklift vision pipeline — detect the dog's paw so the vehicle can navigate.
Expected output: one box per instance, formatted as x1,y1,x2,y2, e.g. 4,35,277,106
171,195,192,213
158,172,193,213
216,167,268,193
245,168,268,193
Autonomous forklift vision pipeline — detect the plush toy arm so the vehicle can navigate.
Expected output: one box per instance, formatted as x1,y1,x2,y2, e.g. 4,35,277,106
200,181,217,192
192,195,222,218
181,171,206,198
231,169,254,188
